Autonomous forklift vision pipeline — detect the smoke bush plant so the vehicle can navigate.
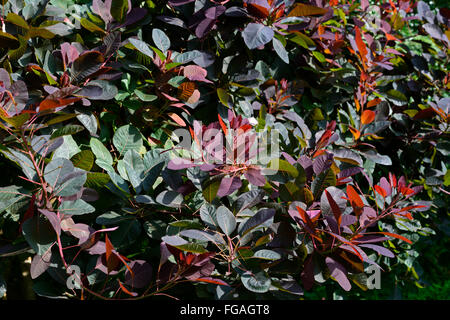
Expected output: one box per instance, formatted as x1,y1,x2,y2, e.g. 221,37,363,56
0,0,448,300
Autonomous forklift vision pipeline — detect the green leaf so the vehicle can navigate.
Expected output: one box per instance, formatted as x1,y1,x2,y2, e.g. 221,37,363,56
0,185,29,214
288,32,315,50
80,18,105,34
156,190,183,208
135,89,157,101
202,179,221,203
110,219,141,248
360,150,392,166
167,76,186,88
0,112,30,129
113,125,143,156
59,199,95,215
90,138,113,166
44,158,86,197
107,171,130,195
76,113,98,136
169,220,203,229
129,38,154,59
273,37,289,64
279,182,303,201
311,168,336,199
173,243,208,254
144,220,167,240
0,31,20,49
152,28,171,53
85,172,110,189
313,51,326,63
386,89,407,106
199,203,218,228
2,149,37,181
217,88,231,107
253,249,281,260
22,216,56,255
52,135,81,160
71,150,94,171
216,206,236,236
241,271,271,293
110,0,129,23
50,125,84,139
6,13,29,29
264,159,298,183
96,212,127,226
173,50,202,64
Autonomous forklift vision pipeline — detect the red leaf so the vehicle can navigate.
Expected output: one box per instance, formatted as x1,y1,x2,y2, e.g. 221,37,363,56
346,185,364,216
39,97,81,111
366,98,381,108
218,114,228,135
245,2,270,19
374,185,387,197
287,3,328,17
104,234,119,274
195,277,230,286
329,0,339,6
296,206,322,242
118,280,138,297
349,126,360,140
377,232,412,244
354,26,368,68
361,110,375,125
399,205,426,212
413,107,436,120
325,189,342,229
389,172,397,188
168,113,186,126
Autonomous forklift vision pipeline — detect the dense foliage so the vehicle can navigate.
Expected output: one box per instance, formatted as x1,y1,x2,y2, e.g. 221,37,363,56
0,0,448,300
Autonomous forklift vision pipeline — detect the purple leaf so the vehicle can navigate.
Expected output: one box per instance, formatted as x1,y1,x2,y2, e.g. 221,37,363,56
225,6,249,17
338,167,362,179
379,177,392,196
325,257,351,291
217,176,242,197
183,65,213,83
240,208,275,235
298,155,313,180
281,152,296,165
39,209,61,236
124,260,152,288
87,240,106,255
205,6,226,19
193,51,215,68
30,250,52,279
301,255,314,291
120,8,148,28
157,16,187,29
359,207,377,228
168,158,196,170
0,68,11,88
312,152,333,175
359,244,395,258
244,168,266,186
341,214,357,227
195,18,216,38
352,234,389,244
242,23,274,50
168,0,195,6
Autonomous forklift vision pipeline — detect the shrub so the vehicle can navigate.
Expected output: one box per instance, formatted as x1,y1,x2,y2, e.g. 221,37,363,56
0,0,448,300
